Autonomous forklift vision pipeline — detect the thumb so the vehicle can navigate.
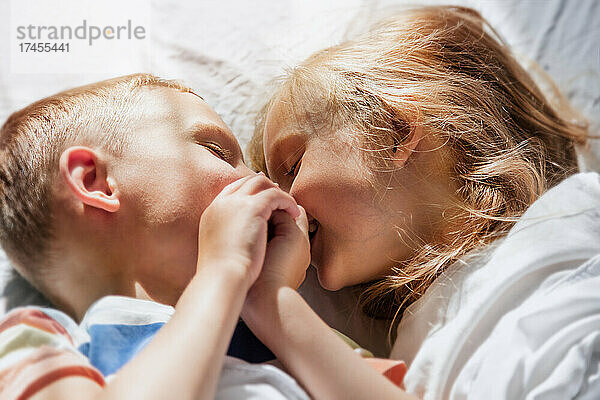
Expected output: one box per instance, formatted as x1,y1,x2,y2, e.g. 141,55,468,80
268,209,297,238
295,205,309,238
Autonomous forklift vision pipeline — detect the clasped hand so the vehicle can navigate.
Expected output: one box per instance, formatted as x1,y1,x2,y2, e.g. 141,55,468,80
197,173,310,295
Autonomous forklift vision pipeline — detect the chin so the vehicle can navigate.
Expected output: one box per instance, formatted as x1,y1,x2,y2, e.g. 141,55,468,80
316,265,345,291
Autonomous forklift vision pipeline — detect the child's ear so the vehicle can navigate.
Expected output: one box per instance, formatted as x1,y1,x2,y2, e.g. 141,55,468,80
59,146,120,212
391,112,425,168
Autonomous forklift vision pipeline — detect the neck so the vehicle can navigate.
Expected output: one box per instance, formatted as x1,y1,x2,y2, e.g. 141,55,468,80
46,202,141,321
44,249,135,323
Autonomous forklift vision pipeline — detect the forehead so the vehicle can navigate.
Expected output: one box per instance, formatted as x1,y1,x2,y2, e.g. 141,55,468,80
264,99,290,138
263,99,307,158
263,96,347,162
131,87,231,137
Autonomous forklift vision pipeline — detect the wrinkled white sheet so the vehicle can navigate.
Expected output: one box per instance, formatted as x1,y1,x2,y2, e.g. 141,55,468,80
392,172,600,399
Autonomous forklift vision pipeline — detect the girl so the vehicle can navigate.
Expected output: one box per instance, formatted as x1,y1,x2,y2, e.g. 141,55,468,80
245,5,599,399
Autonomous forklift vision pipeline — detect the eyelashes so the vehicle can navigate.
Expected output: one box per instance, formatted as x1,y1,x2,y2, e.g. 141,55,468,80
285,156,302,178
200,141,232,161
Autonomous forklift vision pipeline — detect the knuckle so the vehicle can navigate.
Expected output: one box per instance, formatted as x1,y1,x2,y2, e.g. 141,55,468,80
251,174,270,185
257,175,277,189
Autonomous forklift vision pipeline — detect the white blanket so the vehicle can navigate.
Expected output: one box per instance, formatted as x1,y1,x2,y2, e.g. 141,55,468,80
392,172,600,399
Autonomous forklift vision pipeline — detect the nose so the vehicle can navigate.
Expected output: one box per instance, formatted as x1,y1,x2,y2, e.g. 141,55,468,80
289,180,301,200
236,162,258,179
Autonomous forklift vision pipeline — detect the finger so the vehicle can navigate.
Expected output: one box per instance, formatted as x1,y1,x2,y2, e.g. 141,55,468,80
268,209,298,238
219,174,255,196
294,205,309,238
297,271,307,289
238,173,279,196
255,187,301,220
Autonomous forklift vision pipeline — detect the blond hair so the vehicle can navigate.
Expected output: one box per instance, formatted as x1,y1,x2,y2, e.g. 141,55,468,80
249,6,589,320
0,73,193,281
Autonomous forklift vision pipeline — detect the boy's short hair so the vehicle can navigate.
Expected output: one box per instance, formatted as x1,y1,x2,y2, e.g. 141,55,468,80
0,73,193,281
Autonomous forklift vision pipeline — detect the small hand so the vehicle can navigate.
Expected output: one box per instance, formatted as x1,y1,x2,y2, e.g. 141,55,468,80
245,205,310,306
196,173,300,290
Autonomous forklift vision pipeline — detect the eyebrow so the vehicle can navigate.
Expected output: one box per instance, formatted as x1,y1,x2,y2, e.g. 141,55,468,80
184,122,227,138
186,122,243,159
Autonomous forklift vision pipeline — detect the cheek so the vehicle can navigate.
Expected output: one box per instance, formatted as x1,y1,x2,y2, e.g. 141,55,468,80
136,154,240,225
294,162,405,287
180,162,241,219
295,165,383,238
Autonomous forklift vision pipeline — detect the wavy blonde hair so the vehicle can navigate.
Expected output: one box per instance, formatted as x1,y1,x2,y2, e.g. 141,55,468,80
249,6,590,320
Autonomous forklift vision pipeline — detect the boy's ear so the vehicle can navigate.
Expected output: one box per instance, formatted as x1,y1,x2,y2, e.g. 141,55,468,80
59,146,120,212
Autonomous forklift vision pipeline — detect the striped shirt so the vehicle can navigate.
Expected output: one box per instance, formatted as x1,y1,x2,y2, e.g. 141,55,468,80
0,295,405,399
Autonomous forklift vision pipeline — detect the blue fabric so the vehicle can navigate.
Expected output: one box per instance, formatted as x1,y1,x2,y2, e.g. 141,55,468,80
79,322,164,376
78,319,274,377
74,296,275,377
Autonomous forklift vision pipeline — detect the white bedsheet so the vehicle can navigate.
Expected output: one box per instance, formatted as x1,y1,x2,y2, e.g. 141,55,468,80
392,172,600,399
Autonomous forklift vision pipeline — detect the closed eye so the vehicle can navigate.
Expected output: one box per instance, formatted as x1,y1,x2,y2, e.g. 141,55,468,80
200,141,231,161
286,156,302,178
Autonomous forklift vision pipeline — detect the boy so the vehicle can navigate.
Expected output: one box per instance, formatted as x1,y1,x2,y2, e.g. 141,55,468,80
0,73,311,399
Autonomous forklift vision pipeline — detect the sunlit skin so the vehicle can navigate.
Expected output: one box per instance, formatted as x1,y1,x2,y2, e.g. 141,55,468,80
113,89,257,306
52,87,258,318
262,100,459,291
